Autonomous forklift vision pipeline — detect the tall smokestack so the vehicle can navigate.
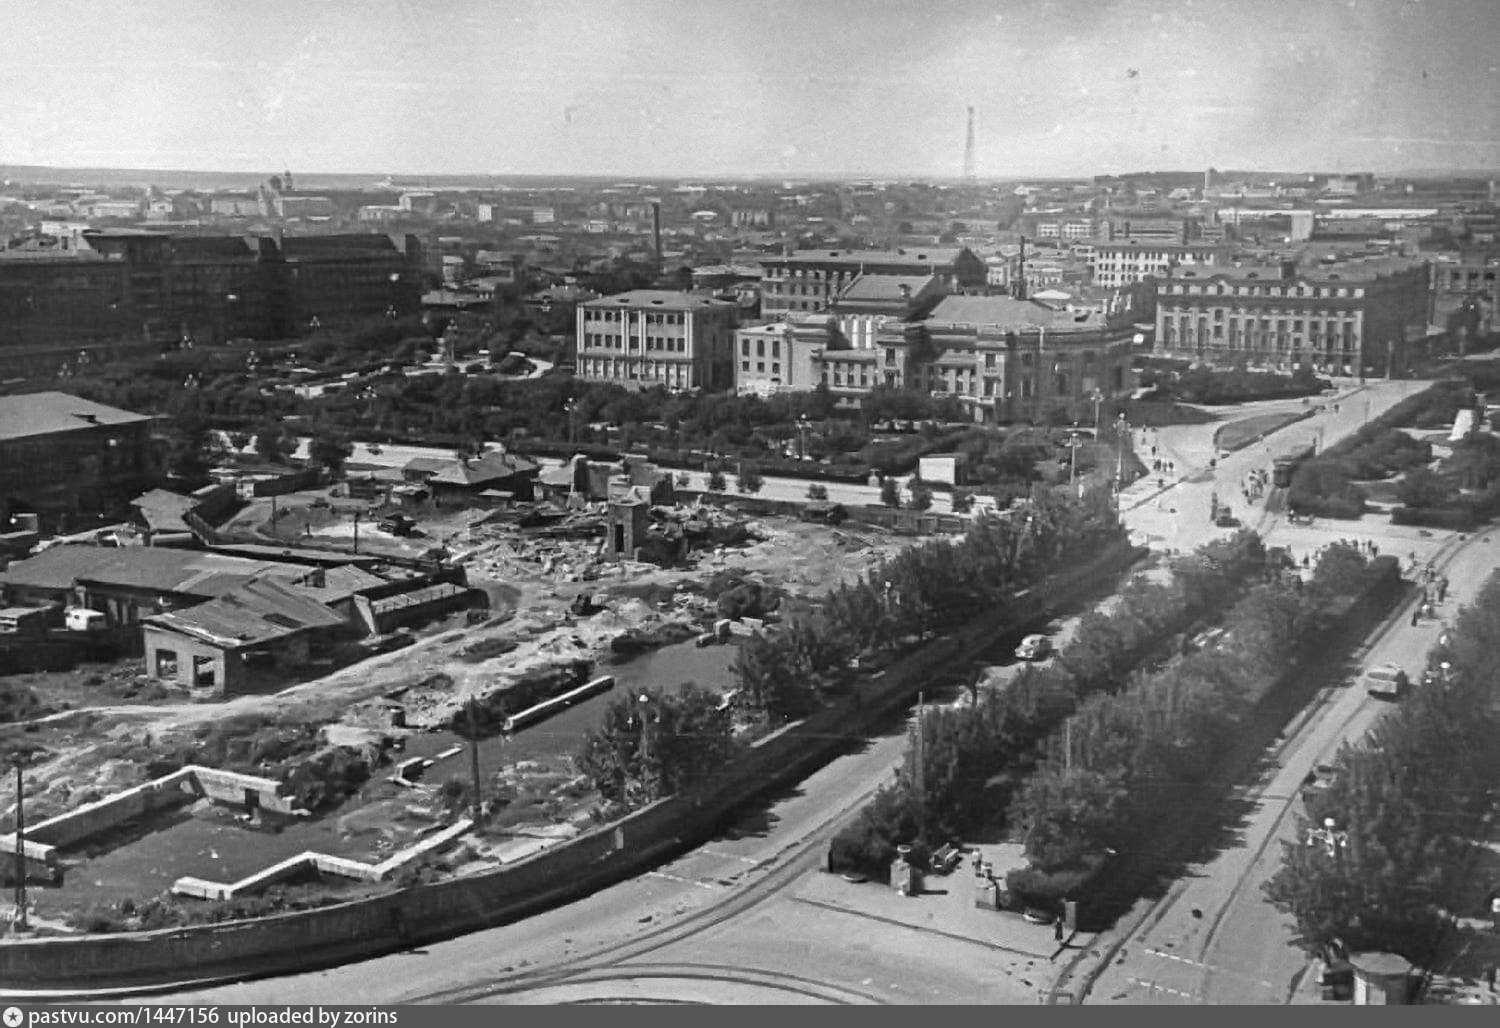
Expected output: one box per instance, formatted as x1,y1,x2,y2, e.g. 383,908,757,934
963,107,977,182
1015,236,1027,301
652,202,663,271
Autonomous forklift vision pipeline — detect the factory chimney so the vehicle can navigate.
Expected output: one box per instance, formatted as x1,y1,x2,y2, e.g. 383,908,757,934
652,202,663,272
963,107,977,182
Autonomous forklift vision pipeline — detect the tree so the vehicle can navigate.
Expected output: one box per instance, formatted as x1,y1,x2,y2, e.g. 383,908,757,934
1395,466,1455,509
737,463,764,494
308,428,354,478
951,488,975,513
574,685,737,808
1009,764,1131,872
806,482,829,501
880,477,901,508
253,420,293,464
707,469,727,492
162,398,219,484
906,476,934,511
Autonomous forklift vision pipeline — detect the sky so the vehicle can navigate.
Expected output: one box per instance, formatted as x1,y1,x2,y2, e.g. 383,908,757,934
3,0,1498,179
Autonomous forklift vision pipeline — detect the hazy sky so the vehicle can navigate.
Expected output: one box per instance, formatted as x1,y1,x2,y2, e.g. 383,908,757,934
5,0,1498,178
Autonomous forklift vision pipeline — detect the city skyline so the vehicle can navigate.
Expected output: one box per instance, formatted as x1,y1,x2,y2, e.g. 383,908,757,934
3,0,1499,180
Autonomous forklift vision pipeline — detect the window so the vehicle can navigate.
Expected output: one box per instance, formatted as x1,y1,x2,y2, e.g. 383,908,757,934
756,339,765,357
772,340,781,358
741,360,750,371
742,340,751,356
757,362,765,372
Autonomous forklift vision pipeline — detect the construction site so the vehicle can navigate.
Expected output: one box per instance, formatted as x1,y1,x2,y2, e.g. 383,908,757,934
0,450,913,930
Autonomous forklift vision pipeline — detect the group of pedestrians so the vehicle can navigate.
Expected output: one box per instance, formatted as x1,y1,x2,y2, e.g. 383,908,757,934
1242,468,1269,506
1408,554,1449,625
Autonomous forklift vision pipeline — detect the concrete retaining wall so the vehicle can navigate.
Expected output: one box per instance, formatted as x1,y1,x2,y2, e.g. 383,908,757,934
0,540,1142,993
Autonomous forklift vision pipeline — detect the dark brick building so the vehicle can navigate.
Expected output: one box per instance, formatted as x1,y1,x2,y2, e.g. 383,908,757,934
0,392,154,533
0,231,424,372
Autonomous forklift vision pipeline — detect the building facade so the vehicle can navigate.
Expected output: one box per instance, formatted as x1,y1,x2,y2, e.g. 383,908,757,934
1090,241,1230,289
0,392,154,532
0,231,424,371
757,247,987,318
576,290,739,391
1432,251,1499,347
1154,257,1432,376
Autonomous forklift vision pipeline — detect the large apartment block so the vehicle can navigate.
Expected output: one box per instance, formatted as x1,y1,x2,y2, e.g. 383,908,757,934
576,290,739,391
757,247,987,317
1154,257,1432,376
1090,241,1230,289
0,230,424,371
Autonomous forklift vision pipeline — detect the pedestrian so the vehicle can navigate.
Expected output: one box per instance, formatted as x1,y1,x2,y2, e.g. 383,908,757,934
1371,544,1378,557
1411,608,1420,627
1054,919,1065,943
1487,963,1498,992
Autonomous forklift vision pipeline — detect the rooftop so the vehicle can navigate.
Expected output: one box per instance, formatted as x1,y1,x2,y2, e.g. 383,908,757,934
925,295,1109,333
583,290,736,311
760,247,971,266
0,545,326,597
144,578,346,649
0,392,152,443
838,274,939,302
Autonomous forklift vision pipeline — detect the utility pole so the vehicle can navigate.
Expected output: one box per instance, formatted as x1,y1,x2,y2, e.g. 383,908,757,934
1064,718,1073,772
466,698,484,823
914,692,926,840
352,512,360,554
1069,424,1081,494
12,759,26,932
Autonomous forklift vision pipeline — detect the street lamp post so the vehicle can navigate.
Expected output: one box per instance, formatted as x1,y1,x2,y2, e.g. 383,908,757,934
1306,817,1349,860
11,758,26,932
636,693,654,802
1068,423,1082,495
1114,412,1129,492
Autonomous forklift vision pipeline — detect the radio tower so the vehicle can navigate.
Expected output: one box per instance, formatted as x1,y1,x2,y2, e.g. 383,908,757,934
962,106,977,182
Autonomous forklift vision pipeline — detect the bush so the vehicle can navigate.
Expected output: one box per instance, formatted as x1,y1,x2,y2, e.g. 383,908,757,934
1389,506,1478,531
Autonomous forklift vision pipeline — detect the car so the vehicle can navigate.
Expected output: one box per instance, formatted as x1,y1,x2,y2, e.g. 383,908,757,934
840,871,869,884
1015,634,1052,661
1022,907,1056,925
1216,513,1242,528
1364,664,1410,700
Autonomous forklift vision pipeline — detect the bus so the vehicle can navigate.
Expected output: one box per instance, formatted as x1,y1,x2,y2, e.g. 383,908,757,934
1272,442,1317,489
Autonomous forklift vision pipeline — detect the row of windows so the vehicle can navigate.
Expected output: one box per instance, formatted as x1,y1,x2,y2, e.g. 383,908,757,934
1168,283,1364,299
582,333,690,353
740,338,782,358
741,360,782,375
581,358,694,386
1167,317,1358,337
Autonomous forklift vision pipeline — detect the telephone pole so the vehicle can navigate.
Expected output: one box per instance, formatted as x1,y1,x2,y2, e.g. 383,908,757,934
466,698,484,823
914,692,926,840
12,759,27,932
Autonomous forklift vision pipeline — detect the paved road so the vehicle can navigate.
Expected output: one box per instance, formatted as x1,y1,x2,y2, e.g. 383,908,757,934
1085,527,1491,1005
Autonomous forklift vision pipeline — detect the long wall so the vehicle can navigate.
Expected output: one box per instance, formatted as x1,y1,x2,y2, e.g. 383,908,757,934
0,541,1143,994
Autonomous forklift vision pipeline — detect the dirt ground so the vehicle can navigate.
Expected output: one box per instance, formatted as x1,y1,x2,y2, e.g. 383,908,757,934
2,498,912,892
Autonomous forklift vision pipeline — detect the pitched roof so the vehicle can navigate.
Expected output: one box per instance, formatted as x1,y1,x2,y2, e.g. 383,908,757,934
0,392,151,442
143,578,346,648
838,274,938,302
422,451,540,487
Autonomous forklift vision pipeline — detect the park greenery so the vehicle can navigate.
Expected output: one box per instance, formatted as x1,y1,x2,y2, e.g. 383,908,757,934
1137,359,1331,405
1265,570,1500,966
826,533,1388,899
1003,543,1387,907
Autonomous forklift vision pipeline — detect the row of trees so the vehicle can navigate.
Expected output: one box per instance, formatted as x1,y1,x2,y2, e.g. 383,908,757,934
826,531,1277,878
733,483,1123,729
1007,543,1381,905
1265,571,1500,963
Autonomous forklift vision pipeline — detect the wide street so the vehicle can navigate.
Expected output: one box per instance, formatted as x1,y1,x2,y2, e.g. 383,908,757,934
151,376,1477,1005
